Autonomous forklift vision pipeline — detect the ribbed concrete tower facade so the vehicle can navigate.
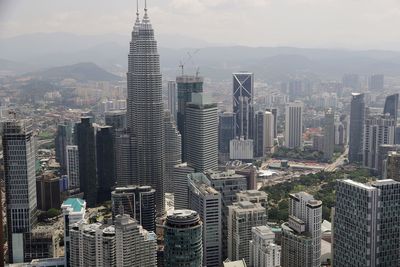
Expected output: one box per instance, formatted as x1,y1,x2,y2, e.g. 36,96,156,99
127,4,165,213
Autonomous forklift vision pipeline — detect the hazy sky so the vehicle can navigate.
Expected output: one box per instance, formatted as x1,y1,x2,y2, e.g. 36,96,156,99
1,0,400,49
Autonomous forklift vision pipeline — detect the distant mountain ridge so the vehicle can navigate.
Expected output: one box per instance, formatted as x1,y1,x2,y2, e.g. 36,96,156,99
2,33,400,81
22,62,121,82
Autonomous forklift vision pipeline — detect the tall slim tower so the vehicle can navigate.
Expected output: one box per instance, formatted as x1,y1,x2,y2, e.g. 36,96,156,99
323,109,335,160
285,101,303,149
348,93,365,163
167,81,177,122
233,72,254,139
127,4,165,213
2,119,37,263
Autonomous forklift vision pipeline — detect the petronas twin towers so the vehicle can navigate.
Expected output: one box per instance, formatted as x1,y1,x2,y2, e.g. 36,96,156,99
127,3,165,214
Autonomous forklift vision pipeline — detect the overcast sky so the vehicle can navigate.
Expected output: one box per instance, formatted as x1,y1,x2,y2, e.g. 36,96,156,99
1,0,400,50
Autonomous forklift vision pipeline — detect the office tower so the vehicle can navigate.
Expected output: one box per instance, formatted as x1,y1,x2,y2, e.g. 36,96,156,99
288,79,304,101
254,111,274,157
188,173,222,267
114,130,134,187
227,201,268,263
348,93,365,163
105,110,127,130
218,112,236,162
249,226,281,267
115,214,158,267
323,109,335,160
164,210,203,267
377,144,400,177
66,145,79,190
368,74,384,91
55,123,74,171
363,114,395,171
236,190,268,212
173,163,195,209
111,186,156,232
281,192,322,267
384,93,399,124
176,75,204,160
204,170,248,259
385,151,400,181
313,134,325,152
342,74,360,90
333,179,400,266
167,81,177,121
24,226,59,262
61,198,86,267
185,93,218,172
76,117,98,207
285,101,303,149
96,126,115,202
266,108,278,138
36,174,61,211
2,119,37,263
127,5,165,214
233,72,254,139
164,111,182,194
230,138,254,161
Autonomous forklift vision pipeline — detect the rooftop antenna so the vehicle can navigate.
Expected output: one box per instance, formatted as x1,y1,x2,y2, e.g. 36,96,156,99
136,0,139,17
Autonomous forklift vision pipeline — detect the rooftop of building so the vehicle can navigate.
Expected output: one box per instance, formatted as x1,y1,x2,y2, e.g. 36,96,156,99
341,179,376,190
206,169,246,180
62,198,86,213
223,259,247,267
237,190,267,197
281,222,312,239
252,225,275,237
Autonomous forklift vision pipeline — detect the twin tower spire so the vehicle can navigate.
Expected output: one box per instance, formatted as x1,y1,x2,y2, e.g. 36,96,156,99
136,0,149,22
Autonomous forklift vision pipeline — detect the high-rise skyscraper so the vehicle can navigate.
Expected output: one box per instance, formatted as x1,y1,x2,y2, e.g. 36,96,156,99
368,74,384,91
164,210,203,267
185,93,218,172
384,93,399,123
55,122,74,172
285,101,303,149
114,214,158,267
348,93,365,163
227,201,268,263
96,126,115,202
76,117,98,207
127,5,165,214
163,111,182,194
204,170,248,260
333,179,400,266
2,119,37,263
111,186,156,232
323,109,335,160
385,151,400,181
233,72,254,139
167,81,177,122
172,163,195,210
66,145,79,191
342,74,360,90
254,111,275,157
249,226,281,267
281,192,322,267
188,173,222,267
218,112,236,162
363,114,395,171
105,110,127,130
176,75,204,160
266,108,278,138
114,130,135,187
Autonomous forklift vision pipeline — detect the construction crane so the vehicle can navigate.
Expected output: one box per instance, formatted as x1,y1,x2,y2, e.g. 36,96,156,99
179,49,200,76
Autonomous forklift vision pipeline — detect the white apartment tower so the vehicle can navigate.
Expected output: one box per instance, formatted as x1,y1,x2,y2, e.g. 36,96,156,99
363,114,396,171
188,173,222,267
249,226,281,267
228,201,268,263
285,101,303,149
281,192,322,267
66,145,80,190
173,163,195,209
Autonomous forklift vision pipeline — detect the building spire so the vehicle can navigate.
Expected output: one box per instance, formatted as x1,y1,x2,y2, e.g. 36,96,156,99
143,0,149,22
